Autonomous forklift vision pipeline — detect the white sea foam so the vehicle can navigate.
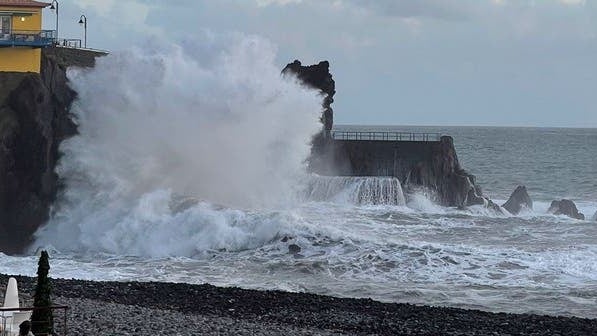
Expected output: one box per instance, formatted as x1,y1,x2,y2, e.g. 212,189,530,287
406,191,446,214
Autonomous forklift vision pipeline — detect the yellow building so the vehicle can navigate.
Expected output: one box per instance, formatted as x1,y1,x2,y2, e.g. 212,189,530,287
0,0,54,73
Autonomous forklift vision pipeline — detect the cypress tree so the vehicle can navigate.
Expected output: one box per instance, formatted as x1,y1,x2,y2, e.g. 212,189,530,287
31,250,53,335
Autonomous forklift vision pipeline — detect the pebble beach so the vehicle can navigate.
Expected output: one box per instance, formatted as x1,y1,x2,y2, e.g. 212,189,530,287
2,274,596,336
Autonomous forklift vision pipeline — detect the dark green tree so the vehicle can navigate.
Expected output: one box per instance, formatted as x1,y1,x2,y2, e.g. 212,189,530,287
31,250,53,335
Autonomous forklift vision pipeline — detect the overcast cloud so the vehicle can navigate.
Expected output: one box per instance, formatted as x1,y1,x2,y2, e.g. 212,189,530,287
45,0,597,127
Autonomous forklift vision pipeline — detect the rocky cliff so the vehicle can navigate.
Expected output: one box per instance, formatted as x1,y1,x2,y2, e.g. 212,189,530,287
286,60,488,208
282,60,335,132
0,47,103,254
405,136,487,208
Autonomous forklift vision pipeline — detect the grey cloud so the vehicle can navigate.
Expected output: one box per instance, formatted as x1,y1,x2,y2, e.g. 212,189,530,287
345,0,473,20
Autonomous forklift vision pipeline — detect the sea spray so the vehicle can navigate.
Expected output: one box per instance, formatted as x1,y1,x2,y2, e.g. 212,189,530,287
33,34,321,256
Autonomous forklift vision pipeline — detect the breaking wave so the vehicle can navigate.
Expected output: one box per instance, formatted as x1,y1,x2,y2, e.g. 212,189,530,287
33,33,321,256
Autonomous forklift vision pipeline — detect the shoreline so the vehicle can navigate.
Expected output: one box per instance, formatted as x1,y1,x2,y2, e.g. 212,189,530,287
2,273,595,335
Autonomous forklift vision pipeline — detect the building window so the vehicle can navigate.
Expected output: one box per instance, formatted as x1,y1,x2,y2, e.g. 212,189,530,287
0,16,11,40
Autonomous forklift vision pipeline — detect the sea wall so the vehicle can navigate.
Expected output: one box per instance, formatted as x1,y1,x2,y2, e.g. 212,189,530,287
0,47,104,254
310,136,484,208
332,139,439,179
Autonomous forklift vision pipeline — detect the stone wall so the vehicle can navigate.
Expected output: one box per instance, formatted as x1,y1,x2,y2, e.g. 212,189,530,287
310,136,484,208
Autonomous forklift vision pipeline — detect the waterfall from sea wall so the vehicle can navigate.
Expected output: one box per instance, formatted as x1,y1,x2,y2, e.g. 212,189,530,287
304,176,406,205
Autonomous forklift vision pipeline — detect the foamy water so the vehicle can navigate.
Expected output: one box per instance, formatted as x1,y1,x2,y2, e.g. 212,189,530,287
1,34,597,319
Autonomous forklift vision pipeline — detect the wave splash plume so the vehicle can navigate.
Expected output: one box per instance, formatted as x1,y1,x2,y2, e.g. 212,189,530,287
34,34,321,256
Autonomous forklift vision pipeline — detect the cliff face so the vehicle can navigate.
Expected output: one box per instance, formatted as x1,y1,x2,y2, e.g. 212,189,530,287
0,48,101,254
282,60,335,131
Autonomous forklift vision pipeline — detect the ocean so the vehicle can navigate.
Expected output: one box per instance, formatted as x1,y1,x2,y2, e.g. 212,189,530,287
1,36,596,319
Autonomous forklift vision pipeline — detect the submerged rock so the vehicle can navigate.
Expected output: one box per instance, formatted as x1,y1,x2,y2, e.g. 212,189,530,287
288,244,301,254
502,186,533,215
548,199,585,220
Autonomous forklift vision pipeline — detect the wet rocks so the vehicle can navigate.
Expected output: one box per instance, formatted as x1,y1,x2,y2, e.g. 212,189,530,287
486,199,505,215
288,244,301,254
408,136,486,208
502,186,533,215
548,199,585,220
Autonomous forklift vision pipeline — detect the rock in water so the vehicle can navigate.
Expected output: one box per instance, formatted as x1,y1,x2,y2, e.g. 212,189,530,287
502,186,533,215
548,199,585,220
592,211,597,221
288,244,301,254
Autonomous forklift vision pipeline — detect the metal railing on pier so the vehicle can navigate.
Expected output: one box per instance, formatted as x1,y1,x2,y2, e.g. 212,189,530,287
331,131,441,142
0,30,55,48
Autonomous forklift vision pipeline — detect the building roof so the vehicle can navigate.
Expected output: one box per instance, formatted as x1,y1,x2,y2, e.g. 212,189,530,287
0,0,50,8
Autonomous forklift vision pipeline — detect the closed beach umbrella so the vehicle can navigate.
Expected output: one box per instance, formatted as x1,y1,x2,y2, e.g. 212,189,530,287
3,277,19,309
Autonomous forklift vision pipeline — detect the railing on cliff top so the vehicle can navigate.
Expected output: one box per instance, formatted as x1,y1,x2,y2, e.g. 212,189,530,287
0,30,56,48
331,131,441,142
55,38,83,49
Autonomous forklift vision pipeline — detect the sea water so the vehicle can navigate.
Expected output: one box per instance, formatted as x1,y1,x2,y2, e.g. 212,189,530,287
1,35,596,319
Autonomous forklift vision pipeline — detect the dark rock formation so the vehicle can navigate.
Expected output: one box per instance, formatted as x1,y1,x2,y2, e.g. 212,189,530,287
502,186,533,215
406,136,486,208
282,60,335,132
0,47,104,254
592,211,597,221
282,60,338,177
548,199,585,220
288,244,301,254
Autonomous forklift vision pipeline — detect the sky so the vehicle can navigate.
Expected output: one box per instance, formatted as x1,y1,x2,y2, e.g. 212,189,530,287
42,0,597,127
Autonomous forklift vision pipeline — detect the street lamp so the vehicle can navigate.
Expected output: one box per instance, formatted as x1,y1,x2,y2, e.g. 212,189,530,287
49,0,58,44
78,14,87,48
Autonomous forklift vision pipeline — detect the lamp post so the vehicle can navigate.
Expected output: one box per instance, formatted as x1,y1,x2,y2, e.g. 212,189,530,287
78,14,87,48
49,0,58,44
